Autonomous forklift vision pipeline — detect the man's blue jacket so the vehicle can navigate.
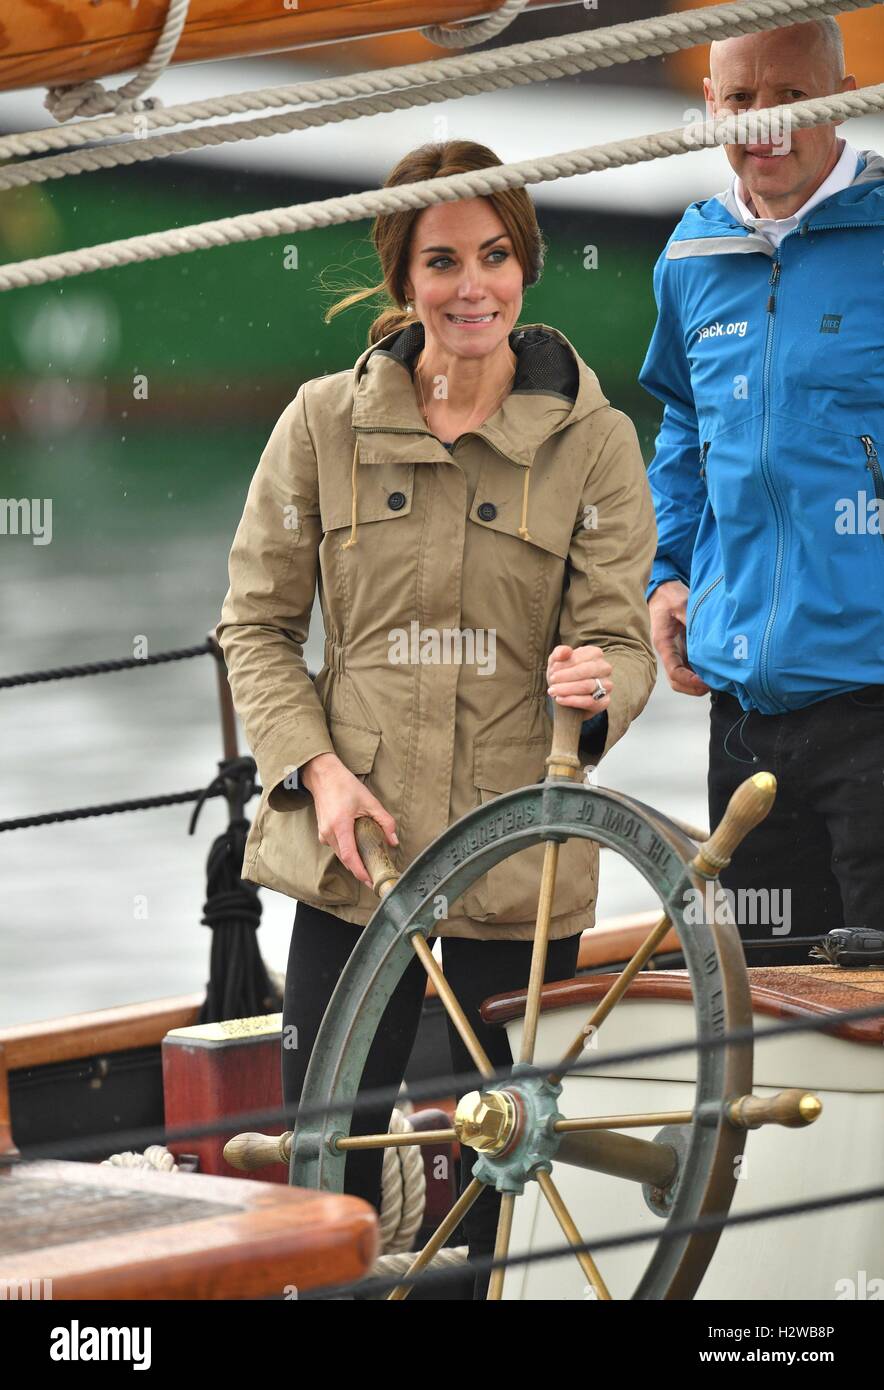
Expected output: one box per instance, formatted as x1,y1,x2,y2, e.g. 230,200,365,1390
639,147,884,714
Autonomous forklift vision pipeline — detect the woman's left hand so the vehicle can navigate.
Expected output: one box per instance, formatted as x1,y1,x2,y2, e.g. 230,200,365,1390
546,643,613,711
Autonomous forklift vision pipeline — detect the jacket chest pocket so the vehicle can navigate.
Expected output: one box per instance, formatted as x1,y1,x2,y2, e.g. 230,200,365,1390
319,460,416,533
460,738,597,925
467,455,574,561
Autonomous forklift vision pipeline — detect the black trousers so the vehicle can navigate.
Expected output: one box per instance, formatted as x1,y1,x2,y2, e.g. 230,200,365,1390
282,899,581,1298
708,685,884,966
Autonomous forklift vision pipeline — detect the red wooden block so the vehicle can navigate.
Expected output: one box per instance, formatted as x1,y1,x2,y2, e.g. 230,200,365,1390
162,1014,287,1184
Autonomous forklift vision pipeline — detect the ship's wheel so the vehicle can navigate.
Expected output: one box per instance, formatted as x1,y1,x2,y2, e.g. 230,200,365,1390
229,703,819,1299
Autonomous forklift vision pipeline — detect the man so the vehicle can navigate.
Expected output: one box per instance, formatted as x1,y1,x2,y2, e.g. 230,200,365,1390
640,18,884,965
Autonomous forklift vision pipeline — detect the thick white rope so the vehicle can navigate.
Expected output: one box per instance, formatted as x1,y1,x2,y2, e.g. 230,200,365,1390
1,86,880,294
421,0,532,49
101,1144,179,1172
1,0,876,163
370,1245,470,1294
0,60,597,191
378,1109,427,1254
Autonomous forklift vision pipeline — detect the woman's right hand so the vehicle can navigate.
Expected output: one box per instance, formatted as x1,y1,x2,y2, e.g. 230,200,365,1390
300,752,399,889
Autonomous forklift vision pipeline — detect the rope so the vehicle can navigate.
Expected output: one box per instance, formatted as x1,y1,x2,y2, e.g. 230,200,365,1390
329,1180,884,1300
0,785,258,833
0,641,212,690
2,85,881,295
371,1246,469,1279
44,0,190,123
379,1108,427,1255
421,0,532,49
0,64,607,192
7,995,884,1168
101,1145,179,1172
2,0,874,162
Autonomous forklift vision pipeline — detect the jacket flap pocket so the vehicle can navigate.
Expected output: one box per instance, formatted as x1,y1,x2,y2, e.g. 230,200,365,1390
320,461,415,531
473,736,548,793
329,716,381,774
469,471,572,560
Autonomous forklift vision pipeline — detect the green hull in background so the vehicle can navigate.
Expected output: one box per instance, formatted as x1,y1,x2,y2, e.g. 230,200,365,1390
0,164,674,465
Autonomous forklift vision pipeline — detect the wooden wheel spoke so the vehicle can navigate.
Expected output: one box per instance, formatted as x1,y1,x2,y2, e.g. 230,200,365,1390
410,934,494,1080
519,838,559,1065
548,911,672,1085
536,1169,611,1300
486,1192,516,1301
387,1176,485,1301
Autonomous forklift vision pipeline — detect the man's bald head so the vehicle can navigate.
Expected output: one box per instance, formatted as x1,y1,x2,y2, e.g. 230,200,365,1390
703,17,855,221
709,18,845,95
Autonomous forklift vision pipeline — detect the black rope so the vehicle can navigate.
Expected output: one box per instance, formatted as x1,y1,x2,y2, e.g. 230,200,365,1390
5,995,883,1168
187,755,278,1022
0,784,261,833
0,641,213,689
320,1181,884,1301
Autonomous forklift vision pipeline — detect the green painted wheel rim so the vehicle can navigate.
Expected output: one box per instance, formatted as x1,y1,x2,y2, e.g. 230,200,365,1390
291,780,753,1300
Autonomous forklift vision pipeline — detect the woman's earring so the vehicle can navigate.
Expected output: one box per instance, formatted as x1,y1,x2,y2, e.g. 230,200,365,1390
406,301,414,314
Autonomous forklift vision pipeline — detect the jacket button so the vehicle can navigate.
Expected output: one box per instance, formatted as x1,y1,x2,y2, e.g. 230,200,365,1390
477,502,497,522
387,491,407,511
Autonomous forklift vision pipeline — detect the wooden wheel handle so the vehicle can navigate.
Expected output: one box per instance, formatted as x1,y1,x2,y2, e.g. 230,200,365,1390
545,700,586,781
354,816,400,898
693,771,776,877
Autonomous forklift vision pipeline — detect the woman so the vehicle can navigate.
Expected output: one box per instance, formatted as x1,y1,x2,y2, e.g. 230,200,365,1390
217,140,657,1298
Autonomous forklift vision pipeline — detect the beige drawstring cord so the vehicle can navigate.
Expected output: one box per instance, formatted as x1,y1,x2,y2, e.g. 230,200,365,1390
517,466,532,541
341,438,360,549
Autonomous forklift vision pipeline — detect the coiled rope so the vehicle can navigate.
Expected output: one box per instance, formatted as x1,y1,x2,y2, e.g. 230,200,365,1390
421,0,533,49
44,0,191,123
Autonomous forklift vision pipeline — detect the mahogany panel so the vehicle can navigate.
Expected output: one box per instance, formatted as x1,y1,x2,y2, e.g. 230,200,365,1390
0,1159,377,1298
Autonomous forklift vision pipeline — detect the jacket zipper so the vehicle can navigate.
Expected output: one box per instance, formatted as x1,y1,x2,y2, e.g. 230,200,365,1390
862,435,884,542
757,255,787,703
699,439,710,483
687,572,724,636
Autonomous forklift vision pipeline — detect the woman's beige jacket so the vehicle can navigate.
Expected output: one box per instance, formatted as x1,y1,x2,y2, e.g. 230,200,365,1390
217,321,657,941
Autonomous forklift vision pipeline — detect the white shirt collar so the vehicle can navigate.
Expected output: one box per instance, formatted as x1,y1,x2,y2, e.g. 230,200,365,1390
732,137,860,234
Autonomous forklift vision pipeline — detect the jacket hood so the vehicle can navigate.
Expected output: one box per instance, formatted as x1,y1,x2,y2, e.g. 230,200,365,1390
339,321,610,549
668,145,884,248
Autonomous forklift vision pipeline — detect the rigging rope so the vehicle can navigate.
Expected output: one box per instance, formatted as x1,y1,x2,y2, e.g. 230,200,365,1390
1,86,881,294
0,641,212,689
1,0,875,164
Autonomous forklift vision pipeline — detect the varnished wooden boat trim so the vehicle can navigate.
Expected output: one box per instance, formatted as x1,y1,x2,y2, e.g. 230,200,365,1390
0,992,204,1071
0,0,563,95
481,966,884,1046
0,1158,377,1297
